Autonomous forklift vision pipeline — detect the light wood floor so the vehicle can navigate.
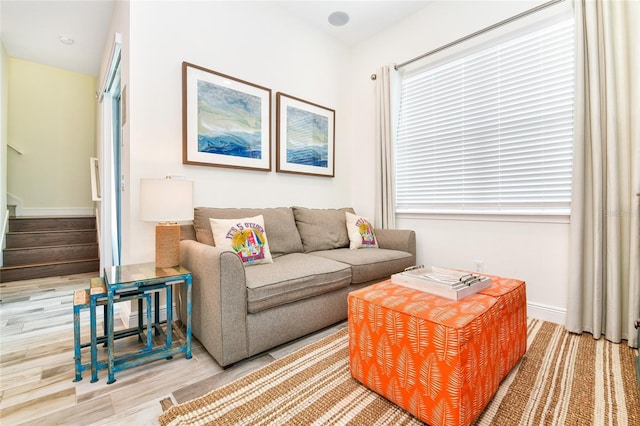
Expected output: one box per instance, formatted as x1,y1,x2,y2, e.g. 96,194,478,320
0,273,346,425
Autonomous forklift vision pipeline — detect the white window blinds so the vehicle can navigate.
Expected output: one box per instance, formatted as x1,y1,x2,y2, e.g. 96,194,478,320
395,17,575,215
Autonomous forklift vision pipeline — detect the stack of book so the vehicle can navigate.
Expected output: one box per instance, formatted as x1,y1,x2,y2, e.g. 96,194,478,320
391,265,492,300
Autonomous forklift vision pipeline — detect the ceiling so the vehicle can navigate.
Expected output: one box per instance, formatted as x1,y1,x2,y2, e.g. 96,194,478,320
0,1,429,77
275,1,429,45
0,0,115,76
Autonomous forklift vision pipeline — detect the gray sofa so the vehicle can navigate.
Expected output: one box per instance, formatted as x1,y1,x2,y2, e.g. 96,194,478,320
178,206,416,367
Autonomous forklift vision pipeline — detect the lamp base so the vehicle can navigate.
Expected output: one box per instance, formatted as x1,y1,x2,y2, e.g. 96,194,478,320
155,223,180,268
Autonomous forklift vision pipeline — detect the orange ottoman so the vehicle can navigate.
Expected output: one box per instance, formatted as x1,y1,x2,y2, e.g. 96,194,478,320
348,281,502,426
478,275,527,380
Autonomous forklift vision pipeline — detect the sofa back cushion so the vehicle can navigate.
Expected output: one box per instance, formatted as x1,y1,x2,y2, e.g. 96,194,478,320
194,207,303,258
292,206,355,252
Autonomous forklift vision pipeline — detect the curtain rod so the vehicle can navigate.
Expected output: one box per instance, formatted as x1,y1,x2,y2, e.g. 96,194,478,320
394,0,566,71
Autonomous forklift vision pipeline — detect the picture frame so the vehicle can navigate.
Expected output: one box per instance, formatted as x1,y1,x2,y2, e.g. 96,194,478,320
276,92,335,177
182,62,271,171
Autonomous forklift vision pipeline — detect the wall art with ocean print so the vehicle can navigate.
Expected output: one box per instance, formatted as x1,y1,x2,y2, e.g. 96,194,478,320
182,62,271,171
276,92,335,177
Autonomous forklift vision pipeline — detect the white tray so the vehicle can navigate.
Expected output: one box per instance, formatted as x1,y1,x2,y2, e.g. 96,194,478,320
391,266,492,300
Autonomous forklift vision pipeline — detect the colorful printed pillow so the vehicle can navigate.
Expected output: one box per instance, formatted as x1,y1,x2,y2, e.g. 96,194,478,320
345,212,378,249
209,215,273,265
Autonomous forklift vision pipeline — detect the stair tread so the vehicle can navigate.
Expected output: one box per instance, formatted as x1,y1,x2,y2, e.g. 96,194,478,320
3,243,99,266
0,261,100,282
7,229,96,234
0,258,100,270
3,242,99,252
8,216,97,233
10,215,95,219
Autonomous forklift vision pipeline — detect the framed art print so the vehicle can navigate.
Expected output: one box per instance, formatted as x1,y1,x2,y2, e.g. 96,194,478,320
276,92,335,177
182,62,271,171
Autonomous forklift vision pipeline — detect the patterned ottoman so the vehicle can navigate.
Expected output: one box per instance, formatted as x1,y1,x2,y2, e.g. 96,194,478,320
477,275,527,380
348,277,526,426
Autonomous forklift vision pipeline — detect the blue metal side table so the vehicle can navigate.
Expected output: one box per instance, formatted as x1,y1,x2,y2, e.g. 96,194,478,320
103,262,192,384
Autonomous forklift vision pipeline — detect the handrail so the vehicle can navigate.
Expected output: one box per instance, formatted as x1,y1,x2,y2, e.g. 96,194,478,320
90,157,102,201
8,144,24,155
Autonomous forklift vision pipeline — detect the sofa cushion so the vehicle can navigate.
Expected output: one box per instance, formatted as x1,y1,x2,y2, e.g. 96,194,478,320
345,212,378,249
244,253,352,314
292,206,354,252
194,207,303,258
310,248,414,284
209,215,273,265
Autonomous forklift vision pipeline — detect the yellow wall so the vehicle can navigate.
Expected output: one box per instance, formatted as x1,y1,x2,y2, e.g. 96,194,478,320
7,58,96,214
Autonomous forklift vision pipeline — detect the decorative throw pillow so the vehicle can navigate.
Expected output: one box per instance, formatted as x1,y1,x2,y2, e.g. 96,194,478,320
345,212,378,249
209,215,273,265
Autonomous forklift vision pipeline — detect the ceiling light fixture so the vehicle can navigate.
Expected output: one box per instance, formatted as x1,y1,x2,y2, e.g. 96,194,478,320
328,11,349,27
58,35,75,45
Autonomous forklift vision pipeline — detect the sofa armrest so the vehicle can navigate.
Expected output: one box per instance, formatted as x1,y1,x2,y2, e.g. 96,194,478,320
178,239,249,367
375,228,416,263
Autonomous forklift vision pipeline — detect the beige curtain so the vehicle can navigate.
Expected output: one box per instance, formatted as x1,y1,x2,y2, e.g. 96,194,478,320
567,0,640,348
374,66,400,229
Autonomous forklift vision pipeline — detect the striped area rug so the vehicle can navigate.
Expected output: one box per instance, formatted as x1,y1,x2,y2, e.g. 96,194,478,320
159,319,640,425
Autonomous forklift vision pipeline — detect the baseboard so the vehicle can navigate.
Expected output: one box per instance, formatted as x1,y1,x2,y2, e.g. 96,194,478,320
20,207,95,216
527,301,566,326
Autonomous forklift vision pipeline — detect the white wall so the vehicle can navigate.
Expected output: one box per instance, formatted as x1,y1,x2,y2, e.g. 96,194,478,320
348,0,569,324
123,2,352,264
99,0,571,324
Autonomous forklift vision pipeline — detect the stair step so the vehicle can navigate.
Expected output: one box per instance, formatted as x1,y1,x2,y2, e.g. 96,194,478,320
8,216,96,232
2,243,99,267
5,229,97,249
2,215,100,282
0,259,100,283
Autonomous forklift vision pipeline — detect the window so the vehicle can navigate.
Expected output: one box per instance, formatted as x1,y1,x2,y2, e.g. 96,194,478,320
395,16,575,215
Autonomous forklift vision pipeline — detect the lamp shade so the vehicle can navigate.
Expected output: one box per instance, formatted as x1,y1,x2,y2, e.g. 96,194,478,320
140,178,194,222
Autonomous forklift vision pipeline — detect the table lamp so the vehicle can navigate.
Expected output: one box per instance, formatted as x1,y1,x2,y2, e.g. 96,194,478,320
140,177,193,268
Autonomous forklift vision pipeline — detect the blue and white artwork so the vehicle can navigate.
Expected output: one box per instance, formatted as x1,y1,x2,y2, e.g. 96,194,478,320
197,80,262,159
285,106,329,167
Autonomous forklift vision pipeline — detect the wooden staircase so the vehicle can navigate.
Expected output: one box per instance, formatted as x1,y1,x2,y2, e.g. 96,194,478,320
1,216,99,283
